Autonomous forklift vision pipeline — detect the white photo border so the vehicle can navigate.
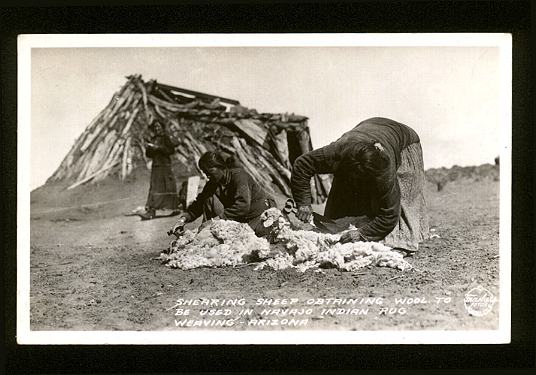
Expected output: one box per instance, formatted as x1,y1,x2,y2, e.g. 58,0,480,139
17,33,512,345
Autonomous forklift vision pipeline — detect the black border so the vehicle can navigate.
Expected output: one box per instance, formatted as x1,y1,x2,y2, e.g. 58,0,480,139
2,1,534,373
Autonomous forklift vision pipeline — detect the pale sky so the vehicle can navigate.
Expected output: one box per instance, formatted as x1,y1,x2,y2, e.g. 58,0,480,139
30,43,506,189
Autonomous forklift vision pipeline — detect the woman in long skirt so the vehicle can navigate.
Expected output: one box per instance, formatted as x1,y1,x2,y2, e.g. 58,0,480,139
291,117,429,254
139,121,179,220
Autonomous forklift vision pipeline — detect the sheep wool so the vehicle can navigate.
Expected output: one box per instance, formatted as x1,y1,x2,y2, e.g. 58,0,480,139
160,219,270,269
160,208,412,272
257,208,412,272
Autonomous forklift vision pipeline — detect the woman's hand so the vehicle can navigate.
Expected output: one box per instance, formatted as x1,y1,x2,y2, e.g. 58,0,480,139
339,230,364,244
169,213,191,235
296,205,313,222
179,212,192,223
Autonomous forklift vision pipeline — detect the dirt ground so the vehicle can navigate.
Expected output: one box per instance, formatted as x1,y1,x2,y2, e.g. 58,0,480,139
29,174,501,332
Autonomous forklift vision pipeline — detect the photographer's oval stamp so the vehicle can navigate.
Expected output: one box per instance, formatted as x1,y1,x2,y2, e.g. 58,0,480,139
464,286,497,317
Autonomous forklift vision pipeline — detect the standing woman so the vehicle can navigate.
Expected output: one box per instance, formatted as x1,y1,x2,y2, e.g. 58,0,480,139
139,121,179,220
172,151,275,236
291,117,429,254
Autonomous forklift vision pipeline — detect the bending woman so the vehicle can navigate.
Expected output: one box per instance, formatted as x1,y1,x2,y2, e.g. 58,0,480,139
173,151,275,236
291,117,429,253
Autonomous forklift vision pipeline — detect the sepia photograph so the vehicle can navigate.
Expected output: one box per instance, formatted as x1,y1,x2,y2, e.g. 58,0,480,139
17,33,511,345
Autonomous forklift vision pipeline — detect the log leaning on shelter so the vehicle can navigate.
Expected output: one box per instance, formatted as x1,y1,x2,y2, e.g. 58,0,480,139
67,162,120,190
48,75,331,203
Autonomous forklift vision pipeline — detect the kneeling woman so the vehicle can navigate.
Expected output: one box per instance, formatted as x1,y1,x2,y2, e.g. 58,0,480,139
174,151,275,236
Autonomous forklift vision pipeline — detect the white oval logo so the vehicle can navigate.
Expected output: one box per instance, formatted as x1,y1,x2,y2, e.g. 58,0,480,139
464,285,497,317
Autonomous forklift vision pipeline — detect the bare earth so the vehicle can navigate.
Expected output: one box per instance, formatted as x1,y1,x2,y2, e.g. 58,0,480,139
29,177,500,332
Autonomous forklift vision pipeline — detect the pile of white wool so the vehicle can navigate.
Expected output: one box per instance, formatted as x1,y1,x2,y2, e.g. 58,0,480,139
159,208,412,272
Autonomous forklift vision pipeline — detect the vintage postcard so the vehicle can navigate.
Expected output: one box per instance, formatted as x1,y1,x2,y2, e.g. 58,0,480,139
18,33,511,344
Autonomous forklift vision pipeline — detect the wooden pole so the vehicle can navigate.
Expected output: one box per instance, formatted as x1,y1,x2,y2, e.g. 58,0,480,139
66,161,119,190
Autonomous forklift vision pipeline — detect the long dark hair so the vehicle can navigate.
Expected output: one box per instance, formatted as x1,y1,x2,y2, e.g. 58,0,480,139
340,141,389,178
149,121,166,137
198,151,236,171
